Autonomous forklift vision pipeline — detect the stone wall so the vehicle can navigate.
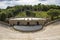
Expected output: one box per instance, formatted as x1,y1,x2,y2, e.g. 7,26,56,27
9,20,46,26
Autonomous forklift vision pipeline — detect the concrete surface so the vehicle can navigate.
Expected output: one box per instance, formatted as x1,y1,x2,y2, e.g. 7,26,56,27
0,21,60,40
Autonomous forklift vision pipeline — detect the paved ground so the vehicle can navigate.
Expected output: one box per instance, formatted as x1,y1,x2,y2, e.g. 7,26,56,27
0,21,60,40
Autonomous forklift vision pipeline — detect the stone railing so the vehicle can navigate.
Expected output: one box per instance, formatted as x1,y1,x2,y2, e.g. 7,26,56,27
0,21,9,26
44,19,60,26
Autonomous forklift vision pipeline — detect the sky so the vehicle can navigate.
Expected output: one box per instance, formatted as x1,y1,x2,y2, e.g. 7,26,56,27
0,0,60,9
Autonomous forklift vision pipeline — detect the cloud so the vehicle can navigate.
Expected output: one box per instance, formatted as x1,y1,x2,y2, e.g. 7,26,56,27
0,0,60,9
0,0,19,1
39,0,47,1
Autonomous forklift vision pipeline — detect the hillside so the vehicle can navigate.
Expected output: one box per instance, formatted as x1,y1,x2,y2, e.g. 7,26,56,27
0,4,60,21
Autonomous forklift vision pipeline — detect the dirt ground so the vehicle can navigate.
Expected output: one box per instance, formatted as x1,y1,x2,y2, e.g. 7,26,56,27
0,21,60,40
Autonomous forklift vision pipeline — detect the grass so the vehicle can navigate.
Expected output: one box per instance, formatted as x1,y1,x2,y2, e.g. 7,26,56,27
34,11,48,18
16,11,48,18
16,12,26,18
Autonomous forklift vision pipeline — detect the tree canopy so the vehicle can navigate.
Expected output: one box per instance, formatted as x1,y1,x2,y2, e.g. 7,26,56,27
0,3,60,21
47,9,60,20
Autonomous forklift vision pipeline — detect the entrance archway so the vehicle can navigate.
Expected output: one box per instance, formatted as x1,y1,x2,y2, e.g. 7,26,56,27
36,21,39,25
17,22,20,25
27,22,30,25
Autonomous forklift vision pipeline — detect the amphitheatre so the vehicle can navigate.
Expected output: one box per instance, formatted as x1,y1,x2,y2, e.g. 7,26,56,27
0,18,60,40
0,11,60,40
0,3,60,40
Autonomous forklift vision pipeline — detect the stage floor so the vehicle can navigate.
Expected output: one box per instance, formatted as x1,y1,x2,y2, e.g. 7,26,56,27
14,25,43,32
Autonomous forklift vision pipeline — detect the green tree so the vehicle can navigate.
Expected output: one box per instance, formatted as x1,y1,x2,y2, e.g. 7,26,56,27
7,13,13,18
26,10,31,17
26,10,36,17
0,13,6,21
47,9,60,20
